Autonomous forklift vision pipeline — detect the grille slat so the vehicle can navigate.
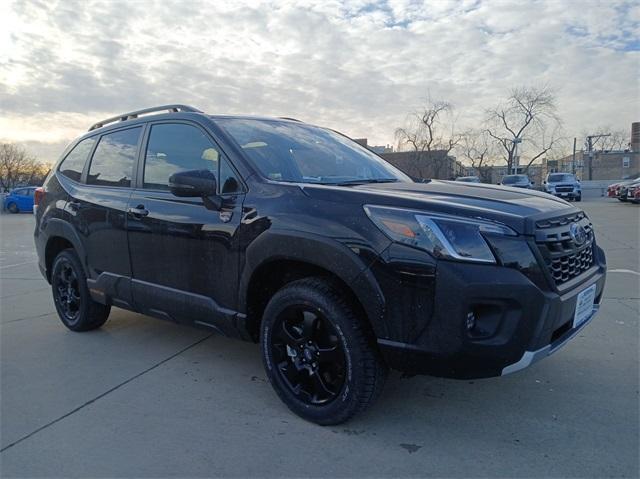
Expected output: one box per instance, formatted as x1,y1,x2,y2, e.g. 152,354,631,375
535,213,595,286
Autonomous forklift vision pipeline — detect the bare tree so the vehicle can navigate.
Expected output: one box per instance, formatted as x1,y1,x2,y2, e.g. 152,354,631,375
458,129,496,182
0,143,50,191
486,85,562,173
395,98,462,179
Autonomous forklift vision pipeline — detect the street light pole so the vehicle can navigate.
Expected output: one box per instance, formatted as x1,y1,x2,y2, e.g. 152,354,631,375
585,133,611,180
511,137,522,174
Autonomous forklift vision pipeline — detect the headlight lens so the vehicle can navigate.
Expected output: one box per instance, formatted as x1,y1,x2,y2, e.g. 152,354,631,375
364,205,516,264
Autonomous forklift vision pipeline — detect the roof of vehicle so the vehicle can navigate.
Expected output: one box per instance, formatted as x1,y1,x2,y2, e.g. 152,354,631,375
87,104,303,134
503,174,529,179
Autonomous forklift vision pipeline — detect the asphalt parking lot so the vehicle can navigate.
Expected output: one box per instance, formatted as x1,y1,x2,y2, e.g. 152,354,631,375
0,198,638,478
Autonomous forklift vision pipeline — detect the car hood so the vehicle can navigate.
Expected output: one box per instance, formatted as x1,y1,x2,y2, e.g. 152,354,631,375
301,180,581,235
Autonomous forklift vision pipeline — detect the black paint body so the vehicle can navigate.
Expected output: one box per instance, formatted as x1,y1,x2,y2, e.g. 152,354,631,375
34,112,607,378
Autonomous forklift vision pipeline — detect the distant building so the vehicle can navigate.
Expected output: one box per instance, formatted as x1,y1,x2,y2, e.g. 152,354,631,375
544,150,639,181
352,138,393,154
543,122,639,180
380,150,464,180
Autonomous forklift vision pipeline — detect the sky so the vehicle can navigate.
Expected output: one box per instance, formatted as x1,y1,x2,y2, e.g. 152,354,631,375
0,0,638,164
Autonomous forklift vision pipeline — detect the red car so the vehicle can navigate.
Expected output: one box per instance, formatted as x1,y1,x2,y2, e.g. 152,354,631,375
608,175,640,201
627,181,640,204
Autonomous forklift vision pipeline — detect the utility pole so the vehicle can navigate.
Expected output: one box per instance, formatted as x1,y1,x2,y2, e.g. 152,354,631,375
511,137,522,174
572,138,577,175
585,133,611,180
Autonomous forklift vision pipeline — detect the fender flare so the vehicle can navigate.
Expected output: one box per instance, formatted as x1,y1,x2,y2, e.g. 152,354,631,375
238,229,387,337
41,218,90,278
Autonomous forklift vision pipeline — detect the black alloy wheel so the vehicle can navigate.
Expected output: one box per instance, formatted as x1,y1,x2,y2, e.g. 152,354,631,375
51,249,110,331
270,305,346,405
261,277,387,425
53,258,81,324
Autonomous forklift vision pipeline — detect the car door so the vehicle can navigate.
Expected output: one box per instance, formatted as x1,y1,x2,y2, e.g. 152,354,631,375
23,188,35,211
11,189,26,210
126,121,246,335
63,126,143,309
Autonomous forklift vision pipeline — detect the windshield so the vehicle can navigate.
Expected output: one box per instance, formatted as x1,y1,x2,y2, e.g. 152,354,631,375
217,118,411,185
502,175,527,184
548,173,575,182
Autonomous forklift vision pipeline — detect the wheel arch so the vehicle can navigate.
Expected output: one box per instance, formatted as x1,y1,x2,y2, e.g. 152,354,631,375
42,219,89,283
239,230,386,341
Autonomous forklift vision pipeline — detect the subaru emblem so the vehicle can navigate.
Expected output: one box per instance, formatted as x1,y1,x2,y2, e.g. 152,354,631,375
570,223,587,245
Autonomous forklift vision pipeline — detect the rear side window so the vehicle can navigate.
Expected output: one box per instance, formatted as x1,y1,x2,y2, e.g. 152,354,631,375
58,137,96,181
143,123,241,193
87,127,142,187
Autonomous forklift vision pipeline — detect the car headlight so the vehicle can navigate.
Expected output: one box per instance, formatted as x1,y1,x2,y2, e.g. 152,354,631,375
364,205,516,264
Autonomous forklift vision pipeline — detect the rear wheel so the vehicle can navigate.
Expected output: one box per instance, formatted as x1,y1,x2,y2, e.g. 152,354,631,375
260,278,387,425
51,249,110,331
7,203,18,213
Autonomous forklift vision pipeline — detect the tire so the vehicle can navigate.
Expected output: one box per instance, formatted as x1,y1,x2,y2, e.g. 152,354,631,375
260,277,387,425
7,202,18,214
51,249,110,331
575,195,581,202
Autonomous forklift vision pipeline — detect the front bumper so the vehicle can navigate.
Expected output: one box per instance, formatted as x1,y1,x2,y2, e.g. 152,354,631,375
547,189,580,198
501,304,598,375
371,242,606,379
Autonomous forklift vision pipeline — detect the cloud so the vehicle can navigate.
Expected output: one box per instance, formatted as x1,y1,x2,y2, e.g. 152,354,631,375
0,0,638,163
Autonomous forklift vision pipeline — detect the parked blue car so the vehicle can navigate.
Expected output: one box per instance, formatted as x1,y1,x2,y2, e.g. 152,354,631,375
3,187,38,213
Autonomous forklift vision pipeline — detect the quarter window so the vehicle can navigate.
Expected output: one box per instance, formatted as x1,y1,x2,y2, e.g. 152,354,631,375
144,123,241,193
87,128,141,187
58,137,96,182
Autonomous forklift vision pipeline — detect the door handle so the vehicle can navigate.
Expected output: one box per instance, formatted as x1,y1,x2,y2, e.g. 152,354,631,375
127,205,149,217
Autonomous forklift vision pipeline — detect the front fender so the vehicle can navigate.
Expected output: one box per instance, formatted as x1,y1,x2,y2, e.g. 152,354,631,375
238,229,387,338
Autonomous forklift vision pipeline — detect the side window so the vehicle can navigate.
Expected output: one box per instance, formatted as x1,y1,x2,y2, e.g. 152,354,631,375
87,127,141,187
219,158,241,194
144,123,241,193
25,189,35,197
13,189,25,196
58,137,96,182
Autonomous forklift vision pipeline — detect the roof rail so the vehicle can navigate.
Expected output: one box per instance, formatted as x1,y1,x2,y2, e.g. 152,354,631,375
88,104,202,131
278,117,302,122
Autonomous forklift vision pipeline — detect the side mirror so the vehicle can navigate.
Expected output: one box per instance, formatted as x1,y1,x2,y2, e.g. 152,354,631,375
169,169,217,197
169,169,221,209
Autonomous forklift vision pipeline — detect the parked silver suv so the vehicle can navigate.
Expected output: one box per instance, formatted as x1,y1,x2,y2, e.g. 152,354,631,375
544,173,581,202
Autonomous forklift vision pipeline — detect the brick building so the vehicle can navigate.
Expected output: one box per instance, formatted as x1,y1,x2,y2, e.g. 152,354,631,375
544,148,639,181
379,150,465,180
543,122,640,180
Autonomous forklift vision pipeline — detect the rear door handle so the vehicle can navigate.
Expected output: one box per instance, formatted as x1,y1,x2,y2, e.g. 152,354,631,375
127,205,149,217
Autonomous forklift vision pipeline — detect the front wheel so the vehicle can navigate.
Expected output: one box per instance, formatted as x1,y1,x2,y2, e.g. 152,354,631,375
7,203,19,213
575,195,582,202
260,278,387,425
51,249,110,331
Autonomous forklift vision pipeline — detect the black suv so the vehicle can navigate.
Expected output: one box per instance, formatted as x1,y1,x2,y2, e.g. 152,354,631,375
35,105,606,424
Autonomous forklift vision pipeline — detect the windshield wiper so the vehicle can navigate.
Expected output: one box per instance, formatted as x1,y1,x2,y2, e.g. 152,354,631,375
331,178,400,186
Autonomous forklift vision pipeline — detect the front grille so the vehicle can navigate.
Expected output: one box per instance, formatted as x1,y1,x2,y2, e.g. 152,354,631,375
545,244,594,284
535,213,595,286
555,186,574,193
